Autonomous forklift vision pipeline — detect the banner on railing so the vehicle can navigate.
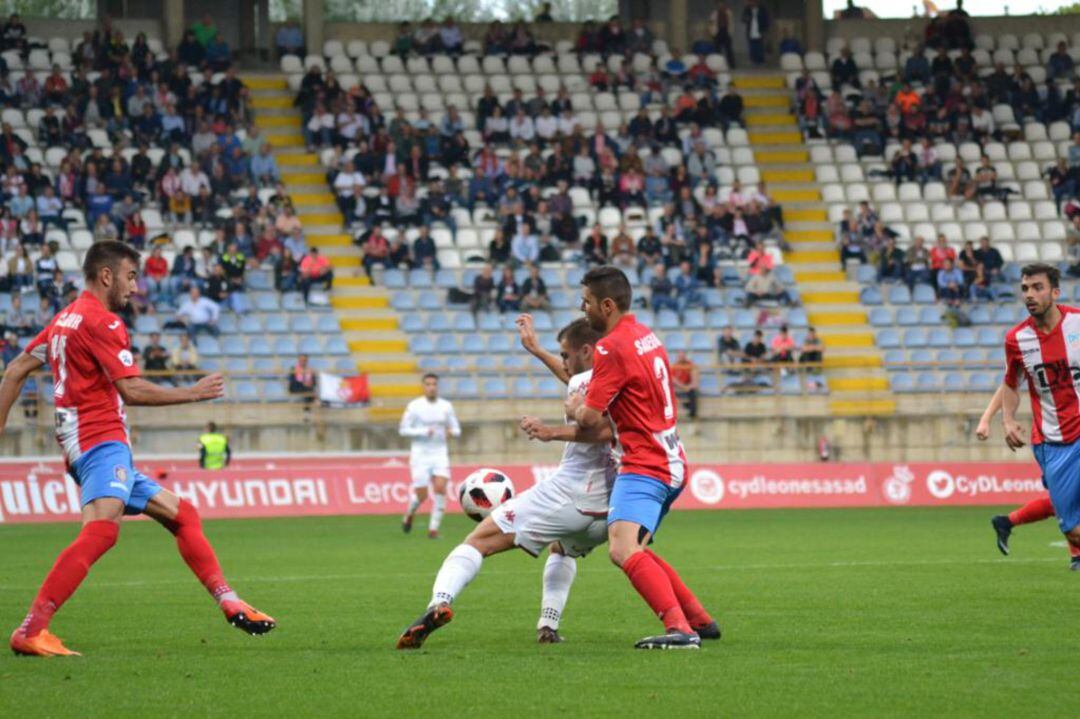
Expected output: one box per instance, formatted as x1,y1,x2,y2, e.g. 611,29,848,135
0,454,1046,524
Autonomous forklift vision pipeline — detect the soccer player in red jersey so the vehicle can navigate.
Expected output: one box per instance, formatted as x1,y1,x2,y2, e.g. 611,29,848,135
977,376,1080,569
568,266,717,650
0,241,275,657
997,263,1080,562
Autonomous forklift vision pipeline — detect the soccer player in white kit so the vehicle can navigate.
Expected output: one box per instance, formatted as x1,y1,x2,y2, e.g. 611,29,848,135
399,373,461,539
397,317,615,649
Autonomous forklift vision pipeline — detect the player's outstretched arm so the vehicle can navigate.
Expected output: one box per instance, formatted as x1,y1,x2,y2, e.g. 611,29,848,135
0,352,44,432
1000,382,1025,452
114,373,225,407
516,313,570,384
975,384,1005,441
520,415,613,444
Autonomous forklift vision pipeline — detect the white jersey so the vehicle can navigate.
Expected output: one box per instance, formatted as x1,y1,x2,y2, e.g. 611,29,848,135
548,370,616,511
399,396,461,465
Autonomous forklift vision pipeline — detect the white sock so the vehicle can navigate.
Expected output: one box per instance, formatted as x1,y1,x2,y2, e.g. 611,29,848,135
405,492,422,519
429,493,446,532
430,543,482,608
538,553,577,630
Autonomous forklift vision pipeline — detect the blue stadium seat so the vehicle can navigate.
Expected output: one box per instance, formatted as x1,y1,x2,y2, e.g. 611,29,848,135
953,328,976,347
927,328,952,348
683,308,706,329
290,315,315,333
912,284,936,305
705,309,730,329
889,373,915,392
237,315,260,333
401,313,424,332
282,293,306,311
725,288,747,307
537,377,562,399
391,292,416,310
566,267,585,286
134,315,160,334
309,357,331,371
452,312,476,332
896,307,918,326
548,290,572,309
262,382,288,401
334,357,355,373
264,313,289,333
918,307,942,325
942,372,966,391
445,357,469,371
247,336,272,356
992,305,1017,325
968,306,992,324
869,307,892,327
1004,264,1022,282
406,269,431,288
200,358,223,372
487,334,513,354
418,291,442,310
410,335,434,354
779,374,802,395
197,336,221,356
298,337,321,355
456,377,480,399
977,327,1002,347
234,382,259,402
656,310,680,330
435,269,458,289
882,348,905,368
698,373,721,397
887,286,911,304
787,307,809,328
502,354,529,370
317,314,340,333
321,336,347,356
961,348,987,364
718,266,742,287
224,358,248,373
512,378,534,397
0,294,10,313
474,355,500,372
690,332,712,352
774,265,795,285
224,337,248,357
274,337,299,356
483,378,509,398
540,268,563,287
477,312,501,331
915,372,940,392
969,372,996,392
936,349,961,364
877,329,901,348
702,288,724,309
248,271,273,291
903,328,928,347
665,333,687,352
909,349,934,368
733,309,757,329
253,293,280,312
426,312,451,331
532,313,554,331
855,264,877,284
636,310,655,326
252,358,278,373
622,268,640,286
436,334,462,354
860,286,883,305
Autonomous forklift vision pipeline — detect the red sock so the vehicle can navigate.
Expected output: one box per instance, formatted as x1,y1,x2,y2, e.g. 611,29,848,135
163,500,233,602
1069,542,1080,559
622,551,691,633
23,520,119,636
1008,497,1056,526
645,549,713,628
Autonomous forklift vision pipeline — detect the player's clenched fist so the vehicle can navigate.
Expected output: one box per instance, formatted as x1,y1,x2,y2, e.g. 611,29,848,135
975,418,991,441
192,373,226,401
520,415,555,442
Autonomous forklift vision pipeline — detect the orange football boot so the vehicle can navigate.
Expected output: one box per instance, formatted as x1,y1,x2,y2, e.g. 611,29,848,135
221,600,277,635
396,602,453,650
10,628,81,657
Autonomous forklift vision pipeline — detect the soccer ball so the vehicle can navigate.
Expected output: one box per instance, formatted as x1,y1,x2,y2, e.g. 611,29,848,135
458,468,515,522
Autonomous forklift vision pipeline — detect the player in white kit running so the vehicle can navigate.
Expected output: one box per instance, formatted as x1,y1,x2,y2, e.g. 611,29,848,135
396,317,615,649
399,374,461,539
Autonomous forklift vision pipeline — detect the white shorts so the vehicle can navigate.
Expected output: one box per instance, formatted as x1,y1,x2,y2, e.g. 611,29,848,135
410,461,451,489
490,477,608,558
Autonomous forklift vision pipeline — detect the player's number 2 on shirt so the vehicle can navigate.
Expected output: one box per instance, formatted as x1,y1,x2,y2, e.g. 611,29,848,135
654,356,674,421
50,334,68,398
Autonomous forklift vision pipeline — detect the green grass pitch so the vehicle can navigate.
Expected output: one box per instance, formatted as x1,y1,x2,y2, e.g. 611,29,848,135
0,507,1073,717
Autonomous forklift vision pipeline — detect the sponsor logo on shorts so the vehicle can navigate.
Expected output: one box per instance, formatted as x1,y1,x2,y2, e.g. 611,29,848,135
114,465,129,483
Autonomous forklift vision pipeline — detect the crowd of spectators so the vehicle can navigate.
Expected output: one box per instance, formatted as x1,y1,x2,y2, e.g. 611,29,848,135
0,16,330,390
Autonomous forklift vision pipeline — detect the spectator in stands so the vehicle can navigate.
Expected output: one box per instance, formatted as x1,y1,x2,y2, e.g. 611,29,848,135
710,2,735,68
511,222,540,267
929,234,956,287
916,137,941,184
904,45,931,85
496,266,521,313
191,14,218,47
275,18,305,58
945,158,972,200
1049,41,1075,82
973,236,1004,284
937,258,964,307
175,285,220,340
878,237,906,283
250,143,280,187
968,262,996,303
770,325,796,364
851,99,883,156
671,351,700,420
439,18,464,55
905,238,933,288
275,247,300,292
520,265,550,311
745,267,792,306
288,354,316,397
743,329,767,368
581,225,608,267
1049,158,1075,213
299,247,333,303
674,261,703,313
144,246,171,303
471,264,495,313
412,226,438,270
839,220,867,269
971,155,998,203
717,325,742,366
142,332,171,384
799,327,824,366
831,47,859,90
742,0,770,66
650,262,678,312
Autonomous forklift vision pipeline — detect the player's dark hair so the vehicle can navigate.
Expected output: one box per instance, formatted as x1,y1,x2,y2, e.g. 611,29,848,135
1021,263,1060,289
422,373,439,382
83,240,140,282
207,422,218,433
581,266,632,311
557,318,603,350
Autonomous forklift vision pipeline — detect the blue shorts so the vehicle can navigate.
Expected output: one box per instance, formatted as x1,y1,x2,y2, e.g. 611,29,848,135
1033,441,1080,533
70,441,162,516
607,473,682,536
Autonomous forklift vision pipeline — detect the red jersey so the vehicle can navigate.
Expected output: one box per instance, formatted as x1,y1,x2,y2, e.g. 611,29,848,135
584,314,688,487
1004,304,1080,445
25,291,141,463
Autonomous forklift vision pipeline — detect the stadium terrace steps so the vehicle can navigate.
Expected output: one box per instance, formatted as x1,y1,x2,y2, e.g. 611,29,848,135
735,71,893,414
247,72,417,397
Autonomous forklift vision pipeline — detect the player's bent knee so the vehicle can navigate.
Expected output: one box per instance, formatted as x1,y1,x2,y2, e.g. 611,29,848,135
1066,527,1080,546
464,517,515,556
